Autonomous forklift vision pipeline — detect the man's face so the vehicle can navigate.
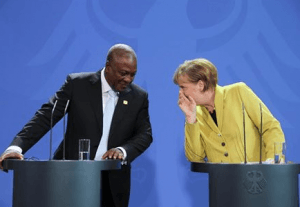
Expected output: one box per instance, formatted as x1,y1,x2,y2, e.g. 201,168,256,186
105,56,137,92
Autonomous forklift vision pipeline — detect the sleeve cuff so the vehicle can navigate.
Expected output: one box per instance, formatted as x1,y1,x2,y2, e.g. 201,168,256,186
116,147,127,165
6,146,22,154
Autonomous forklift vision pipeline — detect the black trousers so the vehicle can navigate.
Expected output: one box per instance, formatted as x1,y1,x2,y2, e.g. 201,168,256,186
101,165,130,207
101,171,116,207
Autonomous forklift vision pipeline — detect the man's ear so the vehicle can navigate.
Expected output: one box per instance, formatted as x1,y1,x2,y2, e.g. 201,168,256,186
105,62,112,75
105,61,110,70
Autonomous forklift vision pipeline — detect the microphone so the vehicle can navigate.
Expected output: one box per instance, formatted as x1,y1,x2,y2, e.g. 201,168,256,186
50,100,58,160
63,100,70,160
242,103,247,164
259,103,263,164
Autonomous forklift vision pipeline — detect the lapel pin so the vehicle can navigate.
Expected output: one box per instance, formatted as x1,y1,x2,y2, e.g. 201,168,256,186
123,100,128,105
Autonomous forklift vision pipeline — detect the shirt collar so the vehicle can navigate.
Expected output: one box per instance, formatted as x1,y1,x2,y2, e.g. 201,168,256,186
101,68,113,94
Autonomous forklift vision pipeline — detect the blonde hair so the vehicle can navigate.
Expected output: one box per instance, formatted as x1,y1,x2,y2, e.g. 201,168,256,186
173,58,218,91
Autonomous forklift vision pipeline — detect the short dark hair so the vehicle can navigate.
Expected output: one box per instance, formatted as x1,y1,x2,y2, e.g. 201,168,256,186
106,44,137,66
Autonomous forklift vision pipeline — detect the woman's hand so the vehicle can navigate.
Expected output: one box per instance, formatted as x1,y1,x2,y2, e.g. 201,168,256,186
178,90,197,123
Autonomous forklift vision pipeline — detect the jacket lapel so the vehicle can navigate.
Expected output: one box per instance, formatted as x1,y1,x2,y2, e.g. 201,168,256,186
87,70,103,130
201,107,219,134
199,85,224,134
109,86,132,138
214,85,224,131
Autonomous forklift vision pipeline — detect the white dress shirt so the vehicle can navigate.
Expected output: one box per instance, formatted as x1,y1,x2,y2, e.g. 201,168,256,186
98,68,127,160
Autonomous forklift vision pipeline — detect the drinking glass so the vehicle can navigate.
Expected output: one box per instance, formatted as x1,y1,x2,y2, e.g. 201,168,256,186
274,142,286,164
79,139,90,161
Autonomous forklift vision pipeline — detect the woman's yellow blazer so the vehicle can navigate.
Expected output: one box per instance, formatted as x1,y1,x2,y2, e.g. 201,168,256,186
185,82,285,163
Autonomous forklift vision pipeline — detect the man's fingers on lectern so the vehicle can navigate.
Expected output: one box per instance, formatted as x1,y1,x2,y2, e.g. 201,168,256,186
102,148,124,160
102,149,114,159
2,152,23,161
0,156,4,170
113,150,124,160
0,152,23,170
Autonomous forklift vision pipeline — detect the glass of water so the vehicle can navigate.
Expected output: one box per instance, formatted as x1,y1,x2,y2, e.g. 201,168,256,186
274,142,286,164
79,139,90,161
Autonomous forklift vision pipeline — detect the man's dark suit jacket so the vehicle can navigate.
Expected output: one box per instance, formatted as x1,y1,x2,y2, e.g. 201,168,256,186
10,69,153,207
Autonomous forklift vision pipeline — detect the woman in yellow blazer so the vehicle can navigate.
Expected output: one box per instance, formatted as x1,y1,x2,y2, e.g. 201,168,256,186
173,58,285,163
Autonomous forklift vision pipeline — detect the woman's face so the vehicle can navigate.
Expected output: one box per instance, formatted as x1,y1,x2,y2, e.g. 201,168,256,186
177,74,206,105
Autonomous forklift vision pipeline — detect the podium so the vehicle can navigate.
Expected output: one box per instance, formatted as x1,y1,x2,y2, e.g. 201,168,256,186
3,159,121,207
191,162,300,207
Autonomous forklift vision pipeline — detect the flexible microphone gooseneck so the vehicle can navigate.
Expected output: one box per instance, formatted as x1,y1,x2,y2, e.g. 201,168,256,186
259,103,263,164
50,100,58,160
242,103,247,164
63,100,70,160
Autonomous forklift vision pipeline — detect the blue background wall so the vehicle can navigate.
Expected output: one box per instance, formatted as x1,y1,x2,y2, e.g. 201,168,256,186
1,0,300,206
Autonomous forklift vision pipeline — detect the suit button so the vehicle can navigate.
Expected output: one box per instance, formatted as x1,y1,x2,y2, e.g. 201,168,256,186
218,134,221,137
221,142,225,146
224,152,228,157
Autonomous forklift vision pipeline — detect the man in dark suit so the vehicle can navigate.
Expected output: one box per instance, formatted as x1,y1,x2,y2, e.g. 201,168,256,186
0,44,153,207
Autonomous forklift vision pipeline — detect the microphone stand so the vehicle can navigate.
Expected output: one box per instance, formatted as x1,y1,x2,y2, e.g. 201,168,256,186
50,100,58,160
63,100,70,160
242,103,247,164
259,103,263,164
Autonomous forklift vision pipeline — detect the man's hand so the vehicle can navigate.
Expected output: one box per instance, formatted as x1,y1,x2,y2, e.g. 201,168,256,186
178,90,197,123
102,148,124,160
0,151,24,170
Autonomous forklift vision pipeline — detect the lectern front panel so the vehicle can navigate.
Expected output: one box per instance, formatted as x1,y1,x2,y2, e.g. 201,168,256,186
4,160,120,207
